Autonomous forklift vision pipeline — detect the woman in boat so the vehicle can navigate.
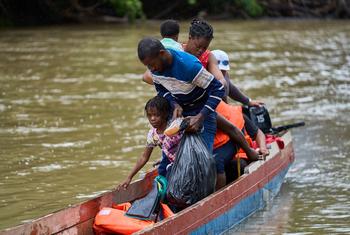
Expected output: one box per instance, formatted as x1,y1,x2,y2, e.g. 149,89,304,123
117,96,183,190
184,19,265,106
184,19,265,188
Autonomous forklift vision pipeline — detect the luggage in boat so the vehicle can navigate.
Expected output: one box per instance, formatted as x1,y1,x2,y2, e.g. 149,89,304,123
167,133,216,208
93,176,173,235
126,181,161,220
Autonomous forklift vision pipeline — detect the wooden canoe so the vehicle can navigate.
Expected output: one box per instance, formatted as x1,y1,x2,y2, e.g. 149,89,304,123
0,131,294,235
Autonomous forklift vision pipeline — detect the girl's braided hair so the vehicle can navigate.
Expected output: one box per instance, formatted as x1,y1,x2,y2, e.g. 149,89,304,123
189,18,214,40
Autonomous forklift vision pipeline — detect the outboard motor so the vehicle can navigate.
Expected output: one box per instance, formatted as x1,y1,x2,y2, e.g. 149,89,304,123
243,106,272,134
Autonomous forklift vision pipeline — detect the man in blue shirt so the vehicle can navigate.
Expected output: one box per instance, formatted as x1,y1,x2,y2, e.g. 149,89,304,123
137,37,225,154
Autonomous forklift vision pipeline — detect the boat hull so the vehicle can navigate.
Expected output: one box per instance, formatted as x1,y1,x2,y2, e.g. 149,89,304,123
0,132,294,235
192,158,292,234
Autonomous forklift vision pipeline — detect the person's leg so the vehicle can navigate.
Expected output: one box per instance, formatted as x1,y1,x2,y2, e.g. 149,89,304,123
225,162,234,184
216,173,226,190
200,112,217,153
213,139,237,190
228,158,248,183
213,149,226,190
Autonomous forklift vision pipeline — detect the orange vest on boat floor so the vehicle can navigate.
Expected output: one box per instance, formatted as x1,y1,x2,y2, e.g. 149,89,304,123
93,203,174,235
214,101,252,160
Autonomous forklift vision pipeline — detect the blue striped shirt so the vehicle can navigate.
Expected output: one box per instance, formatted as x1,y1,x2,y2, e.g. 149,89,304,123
152,49,225,117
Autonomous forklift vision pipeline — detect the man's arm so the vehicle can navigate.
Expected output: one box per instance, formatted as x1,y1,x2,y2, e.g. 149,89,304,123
243,115,269,157
185,66,225,132
228,80,250,105
228,80,264,106
154,82,182,119
192,67,225,118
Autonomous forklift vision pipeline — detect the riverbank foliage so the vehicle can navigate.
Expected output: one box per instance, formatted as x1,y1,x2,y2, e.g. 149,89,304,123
0,0,349,26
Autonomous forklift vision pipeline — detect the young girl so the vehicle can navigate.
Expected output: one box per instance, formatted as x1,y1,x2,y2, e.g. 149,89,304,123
117,96,183,190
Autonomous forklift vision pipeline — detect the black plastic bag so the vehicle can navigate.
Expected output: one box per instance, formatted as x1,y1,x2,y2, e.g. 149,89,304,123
166,133,216,208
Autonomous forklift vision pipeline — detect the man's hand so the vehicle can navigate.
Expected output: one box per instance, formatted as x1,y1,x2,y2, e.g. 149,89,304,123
248,99,264,107
172,103,183,120
246,148,260,161
258,147,269,156
257,147,269,159
185,113,204,133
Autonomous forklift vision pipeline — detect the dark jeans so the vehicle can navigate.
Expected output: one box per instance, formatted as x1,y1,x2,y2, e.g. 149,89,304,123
198,111,217,154
213,139,238,174
158,152,170,177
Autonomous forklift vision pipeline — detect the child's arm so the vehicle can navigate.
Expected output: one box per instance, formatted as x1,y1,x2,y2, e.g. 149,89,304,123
117,147,153,190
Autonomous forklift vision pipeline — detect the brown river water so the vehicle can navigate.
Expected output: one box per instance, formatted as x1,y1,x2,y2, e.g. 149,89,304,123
0,20,349,233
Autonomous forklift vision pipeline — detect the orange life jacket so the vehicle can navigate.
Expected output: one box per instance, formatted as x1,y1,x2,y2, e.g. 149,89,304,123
214,101,253,160
93,203,174,235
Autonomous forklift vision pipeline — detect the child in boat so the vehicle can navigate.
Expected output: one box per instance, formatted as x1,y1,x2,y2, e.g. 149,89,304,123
160,19,183,51
118,96,183,190
143,19,183,84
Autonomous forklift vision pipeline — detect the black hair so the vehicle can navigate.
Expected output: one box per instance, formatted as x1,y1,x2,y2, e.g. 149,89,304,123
144,96,171,120
160,19,180,38
189,18,214,40
137,37,165,61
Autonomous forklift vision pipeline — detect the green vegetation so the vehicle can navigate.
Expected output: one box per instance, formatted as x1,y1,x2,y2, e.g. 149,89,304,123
0,0,349,27
235,0,263,17
108,0,143,21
